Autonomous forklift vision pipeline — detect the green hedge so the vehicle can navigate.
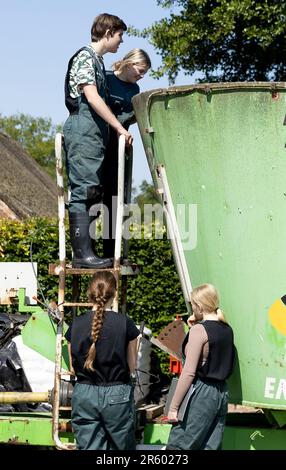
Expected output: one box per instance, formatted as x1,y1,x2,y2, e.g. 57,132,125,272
0,218,187,374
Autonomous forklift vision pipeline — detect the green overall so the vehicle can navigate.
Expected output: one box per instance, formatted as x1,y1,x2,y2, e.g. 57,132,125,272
167,377,228,450
63,47,109,212
71,382,136,450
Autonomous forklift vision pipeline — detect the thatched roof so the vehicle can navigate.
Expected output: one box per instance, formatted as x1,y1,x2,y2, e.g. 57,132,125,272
0,131,58,219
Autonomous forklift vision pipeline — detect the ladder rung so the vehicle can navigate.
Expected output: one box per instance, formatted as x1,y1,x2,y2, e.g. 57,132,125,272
49,263,139,276
63,302,93,307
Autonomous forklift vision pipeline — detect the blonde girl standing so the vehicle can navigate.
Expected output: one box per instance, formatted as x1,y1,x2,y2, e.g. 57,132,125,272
167,283,235,450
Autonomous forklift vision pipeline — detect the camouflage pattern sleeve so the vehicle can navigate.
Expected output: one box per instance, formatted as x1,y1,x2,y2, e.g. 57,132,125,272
69,49,96,98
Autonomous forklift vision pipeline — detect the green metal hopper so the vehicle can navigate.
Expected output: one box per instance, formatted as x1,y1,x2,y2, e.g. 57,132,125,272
133,82,286,417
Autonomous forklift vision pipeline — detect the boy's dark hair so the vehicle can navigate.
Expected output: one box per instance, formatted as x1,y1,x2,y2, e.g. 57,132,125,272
91,13,127,41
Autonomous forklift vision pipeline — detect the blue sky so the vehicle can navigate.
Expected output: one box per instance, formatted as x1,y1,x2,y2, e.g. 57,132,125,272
0,0,193,188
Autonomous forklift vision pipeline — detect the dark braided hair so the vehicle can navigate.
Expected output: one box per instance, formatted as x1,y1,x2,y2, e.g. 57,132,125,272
84,271,117,371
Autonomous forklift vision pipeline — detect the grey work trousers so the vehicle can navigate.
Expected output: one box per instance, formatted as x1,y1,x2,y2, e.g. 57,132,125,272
71,382,136,450
167,377,228,450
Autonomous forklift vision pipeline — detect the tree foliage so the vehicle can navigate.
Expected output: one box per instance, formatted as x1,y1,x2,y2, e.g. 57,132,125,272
133,179,159,211
0,113,61,178
130,0,286,83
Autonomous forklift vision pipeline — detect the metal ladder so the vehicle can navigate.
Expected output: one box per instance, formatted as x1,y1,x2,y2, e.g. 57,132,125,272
50,133,138,449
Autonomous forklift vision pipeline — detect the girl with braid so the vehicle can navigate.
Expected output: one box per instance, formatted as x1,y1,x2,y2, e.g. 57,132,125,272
65,271,140,450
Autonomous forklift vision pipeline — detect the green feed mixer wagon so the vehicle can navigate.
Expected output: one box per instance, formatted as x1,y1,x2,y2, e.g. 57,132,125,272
132,82,286,450
1,82,286,450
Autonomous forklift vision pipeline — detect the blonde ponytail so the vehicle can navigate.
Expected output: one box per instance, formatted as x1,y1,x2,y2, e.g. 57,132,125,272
216,307,228,324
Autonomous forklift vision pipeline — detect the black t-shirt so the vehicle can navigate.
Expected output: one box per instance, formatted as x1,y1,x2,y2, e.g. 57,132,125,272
65,310,140,385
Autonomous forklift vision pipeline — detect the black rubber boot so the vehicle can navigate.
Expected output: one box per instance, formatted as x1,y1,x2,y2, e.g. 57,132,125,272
69,212,113,268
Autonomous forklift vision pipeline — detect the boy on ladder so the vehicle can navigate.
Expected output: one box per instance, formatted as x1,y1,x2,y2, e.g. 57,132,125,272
63,13,133,269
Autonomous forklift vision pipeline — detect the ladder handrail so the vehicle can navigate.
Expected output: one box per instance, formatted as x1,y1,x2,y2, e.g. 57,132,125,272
123,145,133,260
55,133,66,268
157,165,193,312
52,133,75,450
114,134,126,267
113,134,126,312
